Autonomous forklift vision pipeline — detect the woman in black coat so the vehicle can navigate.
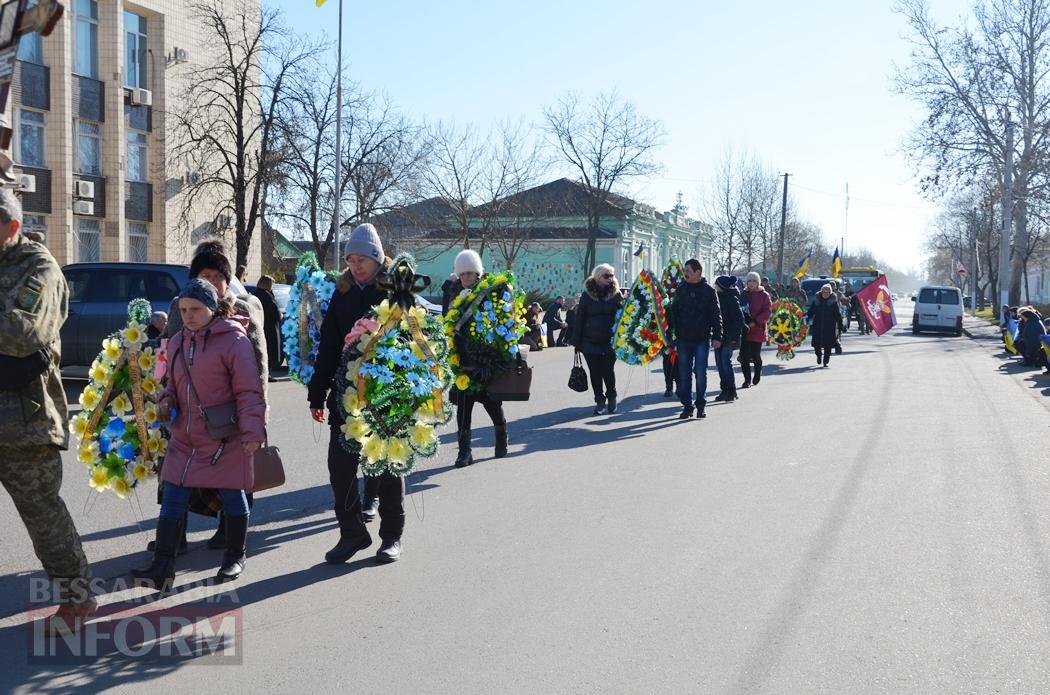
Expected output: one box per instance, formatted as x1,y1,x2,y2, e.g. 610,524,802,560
571,263,623,415
253,275,283,373
807,283,845,368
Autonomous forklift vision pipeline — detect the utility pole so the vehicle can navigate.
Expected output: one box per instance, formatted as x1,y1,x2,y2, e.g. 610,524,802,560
998,118,1014,323
776,172,789,282
970,208,979,316
330,0,345,272
843,182,849,261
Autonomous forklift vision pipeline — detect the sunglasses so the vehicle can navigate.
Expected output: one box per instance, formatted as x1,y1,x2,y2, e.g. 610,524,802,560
601,273,614,279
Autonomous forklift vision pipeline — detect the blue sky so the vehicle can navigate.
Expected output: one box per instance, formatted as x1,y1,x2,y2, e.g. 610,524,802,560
279,0,973,272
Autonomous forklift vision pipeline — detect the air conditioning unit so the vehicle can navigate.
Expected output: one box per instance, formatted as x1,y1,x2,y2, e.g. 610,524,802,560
130,88,152,107
185,171,201,185
17,173,35,193
74,180,95,198
73,200,94,216
175,47,189,62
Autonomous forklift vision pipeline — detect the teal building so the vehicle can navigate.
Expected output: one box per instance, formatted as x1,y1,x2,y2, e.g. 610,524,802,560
379,179,713,300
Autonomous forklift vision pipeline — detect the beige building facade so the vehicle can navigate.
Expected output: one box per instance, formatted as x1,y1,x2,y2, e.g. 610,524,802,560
12,0,261,277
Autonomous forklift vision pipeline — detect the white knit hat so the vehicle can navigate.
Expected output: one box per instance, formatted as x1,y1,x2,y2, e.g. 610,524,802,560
454,249,484,276
745,271,762,283
343,223,384,262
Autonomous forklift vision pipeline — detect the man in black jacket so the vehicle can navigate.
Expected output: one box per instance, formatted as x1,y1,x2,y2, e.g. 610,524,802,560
668,259,723,419
544,296,566,346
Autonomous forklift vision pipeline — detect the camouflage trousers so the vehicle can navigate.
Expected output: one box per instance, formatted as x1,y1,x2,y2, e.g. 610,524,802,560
0,445,92,604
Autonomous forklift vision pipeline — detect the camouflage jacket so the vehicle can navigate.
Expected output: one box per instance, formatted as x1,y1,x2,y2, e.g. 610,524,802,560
0,233,68,448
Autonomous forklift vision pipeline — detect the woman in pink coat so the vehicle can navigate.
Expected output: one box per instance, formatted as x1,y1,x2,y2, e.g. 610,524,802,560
132,279,265,590
739,271,772,388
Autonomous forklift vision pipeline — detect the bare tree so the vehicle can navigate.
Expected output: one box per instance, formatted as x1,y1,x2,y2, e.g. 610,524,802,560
168,2,320,269
420,121,487,252
895,0,1050,303
542,91,664,276
706,151,782,274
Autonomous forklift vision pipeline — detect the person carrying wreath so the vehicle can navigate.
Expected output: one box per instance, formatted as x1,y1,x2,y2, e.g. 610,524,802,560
442,249,512,468
308,224,405,564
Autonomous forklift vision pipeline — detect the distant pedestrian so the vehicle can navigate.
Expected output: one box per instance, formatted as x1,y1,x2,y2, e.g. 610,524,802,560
252,275,283,374
544,295,567,347
807,283,844,367
1019,306,1047,368
783,277,807,306
0,189,96,632
146,311,167,341
668,259,722,419
713,275,744,402
739,271,772,388
561,299,576,347
762,277,779,300
572,264,623,415
132,279,265,589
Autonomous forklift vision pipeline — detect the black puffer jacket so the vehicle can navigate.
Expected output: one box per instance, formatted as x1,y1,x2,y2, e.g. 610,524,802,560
718,286,745,347
308,267,390,412
669,279,722,344
571,277,623,354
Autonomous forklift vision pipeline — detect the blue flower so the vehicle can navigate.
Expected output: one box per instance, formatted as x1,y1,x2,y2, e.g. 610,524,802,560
99,436,112,454
103,418,126,439
118,441,136,460
502,291,511,301
509,344,519,354
483,300,493,311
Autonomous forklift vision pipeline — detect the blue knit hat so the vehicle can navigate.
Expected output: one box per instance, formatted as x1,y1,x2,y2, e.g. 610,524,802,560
179,278,218,311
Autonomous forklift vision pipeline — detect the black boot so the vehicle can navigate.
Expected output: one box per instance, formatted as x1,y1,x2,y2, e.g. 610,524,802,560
216,514,249,582
752,363,762,385
740,362,752,388
131,517,182,591
325,512,372,564
494,424,509,458
148,512,188,555
454,430,473,468
607,396,617,414
361,496,379,522
207,512,227,550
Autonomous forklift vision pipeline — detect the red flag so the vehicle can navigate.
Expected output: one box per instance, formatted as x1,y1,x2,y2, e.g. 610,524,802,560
856,275,897,336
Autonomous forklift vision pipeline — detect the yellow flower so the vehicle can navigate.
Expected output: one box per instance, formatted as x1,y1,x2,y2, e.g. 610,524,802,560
387,437,411,464
109,476,131,499
122,322,146,347
110,393,131,415
141,379,158,396
340,416,371,442
88,466,109,491
70,413,90,438
147,432,167,455
341,391,363,417
360,435,387,464
408,422,436,449
137,350,156,371
88,361,110,384
79,387,101,410
78,443,100,466
144,404,158,424
374,300,395,326
455,374,470,391
132,462,150,481
452,295,465,308
448,353,460,367
102,337,122,362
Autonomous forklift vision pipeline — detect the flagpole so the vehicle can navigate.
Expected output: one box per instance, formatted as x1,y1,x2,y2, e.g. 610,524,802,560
331,0,344,272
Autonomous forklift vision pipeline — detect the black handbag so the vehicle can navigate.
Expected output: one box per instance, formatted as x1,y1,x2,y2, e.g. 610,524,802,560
568,352,589,393
486,355,532,401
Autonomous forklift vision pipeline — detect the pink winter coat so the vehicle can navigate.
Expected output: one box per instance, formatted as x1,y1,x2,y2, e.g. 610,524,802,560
160,315,266,490
741,288,772,343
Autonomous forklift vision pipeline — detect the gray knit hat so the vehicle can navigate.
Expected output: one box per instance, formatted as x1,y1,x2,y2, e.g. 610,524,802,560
179,278,218,311
343,223,384,263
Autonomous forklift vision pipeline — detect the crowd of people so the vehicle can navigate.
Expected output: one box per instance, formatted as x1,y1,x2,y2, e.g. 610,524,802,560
1001,304,1050,372
0,186,872,633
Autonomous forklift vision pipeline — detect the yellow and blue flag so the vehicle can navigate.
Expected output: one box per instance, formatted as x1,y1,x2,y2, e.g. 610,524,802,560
831,247,842,278
1004,317,1020,354
793,250,811,280
316,0,328,6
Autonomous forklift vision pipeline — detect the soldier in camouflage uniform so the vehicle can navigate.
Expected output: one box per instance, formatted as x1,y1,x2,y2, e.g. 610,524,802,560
0,188,95,631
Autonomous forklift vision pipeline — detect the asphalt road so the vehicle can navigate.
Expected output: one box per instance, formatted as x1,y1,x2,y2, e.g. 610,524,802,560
4,302,1050,694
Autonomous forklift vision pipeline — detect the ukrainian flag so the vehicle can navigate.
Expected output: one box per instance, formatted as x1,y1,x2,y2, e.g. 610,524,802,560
316,0,327,6
1004,317,1020,354
831,247,842,278
793,250,811,280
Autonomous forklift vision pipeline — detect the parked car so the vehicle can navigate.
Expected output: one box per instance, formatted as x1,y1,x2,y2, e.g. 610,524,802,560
60,262,253,367
912,285,964,336
416,295,442,315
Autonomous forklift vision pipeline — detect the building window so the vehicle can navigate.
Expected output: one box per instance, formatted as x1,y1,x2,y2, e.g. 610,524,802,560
16,109,45,167
124,12,148,89
75,218,100,262
73,0,98,78
128,222,148,262
23,214,47,243
74,120,101,175
127,130,148,181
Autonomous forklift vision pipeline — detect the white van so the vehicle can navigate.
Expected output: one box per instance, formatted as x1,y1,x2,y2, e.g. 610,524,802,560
912,285,964,336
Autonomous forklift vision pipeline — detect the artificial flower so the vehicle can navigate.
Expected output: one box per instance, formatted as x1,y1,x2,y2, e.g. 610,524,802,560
79,387,101,410
144,404,158,424
455,374,470,391
360,435,387,464
88,466,109,492
137,350,156,371
141,378,158,395
70,413,90,438
102,337,122,362
110,393,132,415
408,422,437,449
386,437,411,464
122,322,146,348
341,391,363,417
78,443,100,466
132,462,150,481
89,361,110,384
109,476,131,499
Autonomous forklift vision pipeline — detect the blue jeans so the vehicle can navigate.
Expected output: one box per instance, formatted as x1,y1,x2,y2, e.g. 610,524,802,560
714,344,735,391
160,482,249,520
676,340,711,408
